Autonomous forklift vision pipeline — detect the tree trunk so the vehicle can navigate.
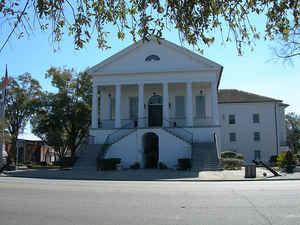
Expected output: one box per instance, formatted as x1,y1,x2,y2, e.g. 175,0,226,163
8,138,17,165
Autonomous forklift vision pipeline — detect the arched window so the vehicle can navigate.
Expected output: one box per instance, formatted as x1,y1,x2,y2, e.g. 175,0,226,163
145,54,160,62
148,94,162,105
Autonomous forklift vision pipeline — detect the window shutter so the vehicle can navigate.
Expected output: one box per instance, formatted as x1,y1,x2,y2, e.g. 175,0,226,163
175,96,185,118
129,97,138,119
196,96,205,118
111,97,115,120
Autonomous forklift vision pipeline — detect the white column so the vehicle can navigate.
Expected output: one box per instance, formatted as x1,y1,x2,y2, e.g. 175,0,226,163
186,82,193,127
211,82,219,125
163,82,169,127
138,83,144,128
115,84,121,128
91,85,98,128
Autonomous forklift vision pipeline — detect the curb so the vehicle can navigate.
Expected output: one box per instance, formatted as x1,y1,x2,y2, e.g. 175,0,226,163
2,174,300,182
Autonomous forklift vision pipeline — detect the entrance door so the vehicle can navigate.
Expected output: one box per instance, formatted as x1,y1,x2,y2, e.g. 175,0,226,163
148,105,162,127
148,94,163,127
143,133,159,168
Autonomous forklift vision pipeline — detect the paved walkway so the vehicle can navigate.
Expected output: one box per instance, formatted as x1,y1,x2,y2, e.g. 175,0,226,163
1,167,300,181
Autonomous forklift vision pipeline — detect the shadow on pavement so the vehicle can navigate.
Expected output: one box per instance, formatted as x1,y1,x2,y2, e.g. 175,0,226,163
3,169,200,181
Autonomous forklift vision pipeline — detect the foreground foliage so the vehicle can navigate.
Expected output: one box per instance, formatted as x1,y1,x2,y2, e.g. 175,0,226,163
0,0,299,58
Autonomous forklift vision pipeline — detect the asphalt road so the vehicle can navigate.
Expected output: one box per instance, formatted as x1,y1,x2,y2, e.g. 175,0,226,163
0,177,300,225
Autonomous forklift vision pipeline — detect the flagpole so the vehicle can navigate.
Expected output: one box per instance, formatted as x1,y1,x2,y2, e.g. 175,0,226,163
0,65,7,170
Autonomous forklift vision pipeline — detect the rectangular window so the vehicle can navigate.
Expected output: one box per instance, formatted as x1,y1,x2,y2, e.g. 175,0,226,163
254,132,260,141
254,150,261,160
175,96,185,118
253,113,260,123
129,97,138,119
195,95,206,118
229,114,236,124
110,97,115,120
229,132,236,142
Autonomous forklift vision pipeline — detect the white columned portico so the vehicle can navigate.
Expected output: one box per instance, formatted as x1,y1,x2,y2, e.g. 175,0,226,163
138,83,144,128
211,82,219,125
91,85,98,128
163,82,169,127
186,82,193,127
115,84,121,128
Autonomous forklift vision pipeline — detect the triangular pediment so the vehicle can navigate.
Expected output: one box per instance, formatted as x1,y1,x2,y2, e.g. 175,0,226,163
88,38,222,75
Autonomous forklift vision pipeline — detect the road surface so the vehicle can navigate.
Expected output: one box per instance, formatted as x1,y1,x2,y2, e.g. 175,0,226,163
0,177,300,225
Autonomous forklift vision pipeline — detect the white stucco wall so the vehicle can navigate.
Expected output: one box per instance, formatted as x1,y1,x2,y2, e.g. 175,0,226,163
105,128,191,168
219,102,286,162
90,127,219,168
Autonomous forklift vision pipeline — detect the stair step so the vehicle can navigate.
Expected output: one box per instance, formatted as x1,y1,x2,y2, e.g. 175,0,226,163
73,144,103,171
191,141,220,171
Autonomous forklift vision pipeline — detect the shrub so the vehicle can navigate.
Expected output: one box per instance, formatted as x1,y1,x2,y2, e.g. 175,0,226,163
129,162,140,169
178,158,191,170
55,157,77,168
24,161,32,165
220,158,244,170
101,158,121,171
295,154,300,166
269,155,278,163
158,162,168,169
236,153,244,160
221,151,237,159
277,152,286,168
277,151,296,172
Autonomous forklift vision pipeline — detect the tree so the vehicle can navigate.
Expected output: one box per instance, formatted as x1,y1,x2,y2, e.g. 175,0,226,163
286,112,300,154
273,27,300,60
31,67,92,160
1,0,299,57
1,73,42,163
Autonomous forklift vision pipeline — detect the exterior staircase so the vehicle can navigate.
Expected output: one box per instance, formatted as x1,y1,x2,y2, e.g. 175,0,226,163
96,123,137,170
162,127,193,144
191,142,220,171
73,144,103,171
162,120,220,171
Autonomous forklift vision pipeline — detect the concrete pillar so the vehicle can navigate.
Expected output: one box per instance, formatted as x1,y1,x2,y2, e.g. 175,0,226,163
186,82,193,127
115,84,121,128
211,82,219,125
91,84,98,128
138,83,144,128
163,82,169,127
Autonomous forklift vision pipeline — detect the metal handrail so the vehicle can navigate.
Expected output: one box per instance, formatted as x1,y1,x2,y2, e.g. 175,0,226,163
193,116,213,119
162,119,193,144
96,121,137,170
163,118,193,135
105,121,136,145
213,132,221,159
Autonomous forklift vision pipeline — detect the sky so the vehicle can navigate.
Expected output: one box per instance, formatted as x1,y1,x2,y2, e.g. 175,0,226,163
0,16,299,121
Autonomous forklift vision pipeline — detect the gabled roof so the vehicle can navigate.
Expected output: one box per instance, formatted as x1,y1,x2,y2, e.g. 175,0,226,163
87,37,223,86
218,89,282,104
17,133,42,142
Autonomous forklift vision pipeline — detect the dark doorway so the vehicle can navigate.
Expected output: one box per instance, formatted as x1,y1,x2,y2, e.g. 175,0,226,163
143,133,159,168
148,105,162,127
148,94,163,127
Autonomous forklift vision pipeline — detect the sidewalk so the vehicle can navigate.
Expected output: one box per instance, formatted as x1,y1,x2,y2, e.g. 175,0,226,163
1,167,300,181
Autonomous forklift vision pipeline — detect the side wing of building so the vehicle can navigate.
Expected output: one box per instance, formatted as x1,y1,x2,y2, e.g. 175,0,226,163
218,89,288,162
